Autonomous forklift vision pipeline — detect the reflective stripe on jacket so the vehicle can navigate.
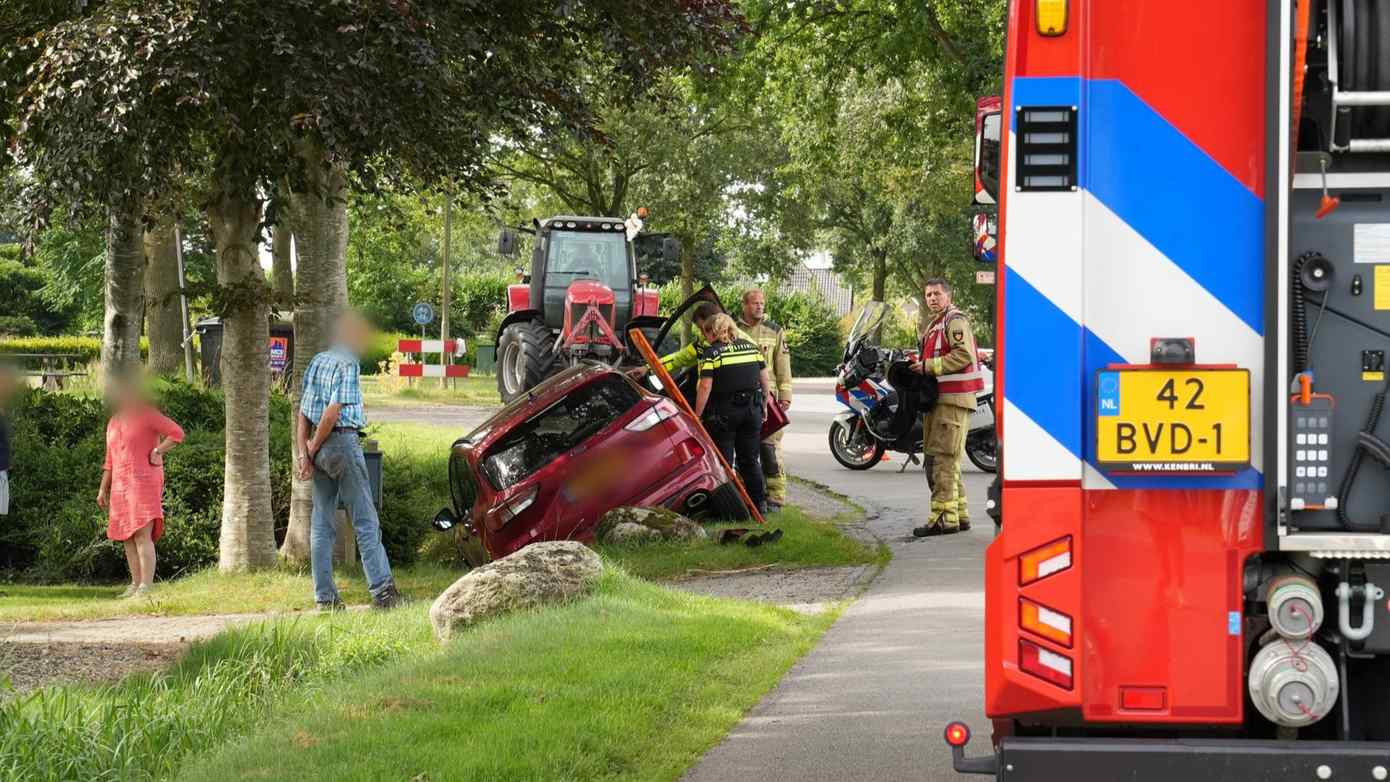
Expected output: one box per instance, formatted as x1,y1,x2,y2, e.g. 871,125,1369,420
923,308,984,395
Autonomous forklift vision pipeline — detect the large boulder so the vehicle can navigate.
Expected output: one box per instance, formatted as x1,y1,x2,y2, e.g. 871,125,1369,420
429,541,603,641
597,506,709,546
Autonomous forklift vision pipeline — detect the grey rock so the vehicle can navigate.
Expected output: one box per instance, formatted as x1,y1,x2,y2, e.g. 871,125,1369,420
596,506,709,545
429,541,603,641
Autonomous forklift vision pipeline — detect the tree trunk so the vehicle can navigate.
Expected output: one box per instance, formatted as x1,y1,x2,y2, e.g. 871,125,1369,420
207,186,277,572
280,144,349,565
144,214,186,377
871,251,887,301
102,197,145,382
271,224,295,309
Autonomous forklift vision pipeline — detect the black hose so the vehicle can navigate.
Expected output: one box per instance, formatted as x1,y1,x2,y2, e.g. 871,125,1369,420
1292,253,1314,374
1337,378,1390,530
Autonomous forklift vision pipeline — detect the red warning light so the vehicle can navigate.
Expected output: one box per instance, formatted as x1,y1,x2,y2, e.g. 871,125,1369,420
944,721,971,748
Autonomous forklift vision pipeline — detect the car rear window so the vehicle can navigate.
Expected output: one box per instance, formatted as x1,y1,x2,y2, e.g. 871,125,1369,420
480,375,641,490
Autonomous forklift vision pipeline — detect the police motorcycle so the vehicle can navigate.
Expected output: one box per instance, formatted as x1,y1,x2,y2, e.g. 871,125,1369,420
828,302,997,473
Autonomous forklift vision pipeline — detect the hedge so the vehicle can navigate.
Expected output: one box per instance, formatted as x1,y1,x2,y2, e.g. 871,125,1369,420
0,382,433,582
0,336,141,365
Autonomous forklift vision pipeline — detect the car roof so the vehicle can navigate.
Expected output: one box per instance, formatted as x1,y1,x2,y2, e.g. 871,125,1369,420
456,363,634,452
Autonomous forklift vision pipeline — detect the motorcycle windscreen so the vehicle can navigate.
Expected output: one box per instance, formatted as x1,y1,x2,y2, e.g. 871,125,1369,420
846,301,888,348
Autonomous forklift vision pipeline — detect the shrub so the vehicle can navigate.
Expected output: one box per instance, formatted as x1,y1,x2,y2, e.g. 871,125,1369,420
0,383,423,582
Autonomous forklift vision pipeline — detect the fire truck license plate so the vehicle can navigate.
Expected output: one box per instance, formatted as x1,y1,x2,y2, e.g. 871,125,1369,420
1095,368,1250,473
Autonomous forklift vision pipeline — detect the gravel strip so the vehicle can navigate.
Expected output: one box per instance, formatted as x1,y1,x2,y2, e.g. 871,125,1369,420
1,641,181,695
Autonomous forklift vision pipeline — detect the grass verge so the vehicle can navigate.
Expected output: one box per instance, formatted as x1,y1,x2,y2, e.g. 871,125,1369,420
1,606,436,780
176,568,836,782
0,564,462,623
360,374,500,409
598,505,884,581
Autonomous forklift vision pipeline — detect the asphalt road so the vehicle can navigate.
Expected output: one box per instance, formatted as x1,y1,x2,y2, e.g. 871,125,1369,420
374,379,992,781
683,380,992,782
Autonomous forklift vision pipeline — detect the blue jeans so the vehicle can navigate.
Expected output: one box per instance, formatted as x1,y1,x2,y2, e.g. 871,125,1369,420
310,432,394,603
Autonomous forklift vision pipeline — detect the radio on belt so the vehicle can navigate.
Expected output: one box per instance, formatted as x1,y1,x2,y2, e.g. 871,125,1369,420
1289,392,1336,511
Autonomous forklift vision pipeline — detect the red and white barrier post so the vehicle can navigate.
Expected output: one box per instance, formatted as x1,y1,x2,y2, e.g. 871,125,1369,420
397,339,470,378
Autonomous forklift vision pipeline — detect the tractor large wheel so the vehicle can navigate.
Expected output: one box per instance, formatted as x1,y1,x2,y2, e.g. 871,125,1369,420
497,320,556,402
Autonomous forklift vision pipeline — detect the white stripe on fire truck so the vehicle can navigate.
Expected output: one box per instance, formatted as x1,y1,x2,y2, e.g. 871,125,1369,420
1001,398,1081,482
1080,193,1265,480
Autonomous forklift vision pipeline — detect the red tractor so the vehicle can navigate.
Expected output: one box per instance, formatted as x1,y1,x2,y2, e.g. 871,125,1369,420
494,210,678,402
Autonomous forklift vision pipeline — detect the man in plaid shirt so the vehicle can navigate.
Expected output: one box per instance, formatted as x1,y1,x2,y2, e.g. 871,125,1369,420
296,310,401,611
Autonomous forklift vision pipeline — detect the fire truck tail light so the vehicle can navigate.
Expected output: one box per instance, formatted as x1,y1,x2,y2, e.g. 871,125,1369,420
1019,639,1074,689
1035,0,1068,36
1019,536,1072,584
1020,598,1073,647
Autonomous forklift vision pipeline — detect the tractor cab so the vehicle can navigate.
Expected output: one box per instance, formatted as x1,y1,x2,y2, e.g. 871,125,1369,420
495,210,677,402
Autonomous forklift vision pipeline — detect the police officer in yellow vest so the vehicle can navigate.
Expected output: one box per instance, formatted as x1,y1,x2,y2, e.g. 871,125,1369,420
737,289,792,511
660,301,754,375
911,278,983,537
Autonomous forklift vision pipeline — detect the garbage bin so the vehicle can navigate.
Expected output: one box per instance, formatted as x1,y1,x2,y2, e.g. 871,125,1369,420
194,318,295,387
475,343,496,375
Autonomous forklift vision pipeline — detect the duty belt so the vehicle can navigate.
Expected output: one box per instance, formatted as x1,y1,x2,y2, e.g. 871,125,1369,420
713,389,761,406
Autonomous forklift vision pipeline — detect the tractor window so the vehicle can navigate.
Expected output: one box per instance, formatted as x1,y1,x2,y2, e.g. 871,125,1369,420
480,375,641,490
547,231,630,291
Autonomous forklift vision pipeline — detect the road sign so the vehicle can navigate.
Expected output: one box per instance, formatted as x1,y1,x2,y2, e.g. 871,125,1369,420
412,302,435,326
975,270,996,285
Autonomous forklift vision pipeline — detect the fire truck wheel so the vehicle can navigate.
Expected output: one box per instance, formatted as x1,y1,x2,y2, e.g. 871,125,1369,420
497,319,556,402
708,482,752,521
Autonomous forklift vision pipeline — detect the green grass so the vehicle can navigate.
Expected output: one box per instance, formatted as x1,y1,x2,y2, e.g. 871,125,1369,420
360,374,500,409
598,506,884,580
0,564,464,623
176,569,837,782
1,607,437,780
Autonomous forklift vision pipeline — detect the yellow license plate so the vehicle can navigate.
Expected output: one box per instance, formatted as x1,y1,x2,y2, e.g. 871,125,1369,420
1095,368,1250,473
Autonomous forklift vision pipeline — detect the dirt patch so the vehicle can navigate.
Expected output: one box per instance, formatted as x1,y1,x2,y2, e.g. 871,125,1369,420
292,730,320,749
0,609,355,647
786,480,857,521
0,640,181,695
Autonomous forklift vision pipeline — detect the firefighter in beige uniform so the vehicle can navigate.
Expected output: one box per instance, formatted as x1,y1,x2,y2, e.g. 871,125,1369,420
912,278,983,537
737,289,792,510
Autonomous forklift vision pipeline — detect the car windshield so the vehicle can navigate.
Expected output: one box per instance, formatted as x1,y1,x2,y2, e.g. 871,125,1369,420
547,230,630,291
480,375,641,490
449,443,478,517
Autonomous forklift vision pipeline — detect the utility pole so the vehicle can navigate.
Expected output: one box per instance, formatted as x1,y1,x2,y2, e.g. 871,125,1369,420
173,224,196,384
440,194,452,388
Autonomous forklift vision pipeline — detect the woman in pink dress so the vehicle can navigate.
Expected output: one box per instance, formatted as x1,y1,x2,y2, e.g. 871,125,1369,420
97,377,184,598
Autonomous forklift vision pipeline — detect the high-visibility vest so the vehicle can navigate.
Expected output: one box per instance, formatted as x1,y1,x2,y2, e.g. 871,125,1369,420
922,308,985,395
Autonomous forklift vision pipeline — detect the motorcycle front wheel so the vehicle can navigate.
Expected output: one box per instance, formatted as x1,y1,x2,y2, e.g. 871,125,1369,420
829,418,886,470
965,428,998,473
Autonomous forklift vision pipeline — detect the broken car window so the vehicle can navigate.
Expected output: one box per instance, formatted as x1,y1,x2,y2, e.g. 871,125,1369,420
480,376,641,490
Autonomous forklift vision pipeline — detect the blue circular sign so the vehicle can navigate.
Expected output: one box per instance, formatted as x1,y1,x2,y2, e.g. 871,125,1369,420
412,302,435,326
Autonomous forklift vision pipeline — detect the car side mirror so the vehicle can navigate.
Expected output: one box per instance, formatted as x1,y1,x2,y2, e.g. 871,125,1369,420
661,237,681,264
498,229,519,257
432,507,459,532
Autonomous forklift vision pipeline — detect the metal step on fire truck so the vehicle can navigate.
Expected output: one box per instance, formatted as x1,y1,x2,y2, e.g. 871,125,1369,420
950,0,1390,778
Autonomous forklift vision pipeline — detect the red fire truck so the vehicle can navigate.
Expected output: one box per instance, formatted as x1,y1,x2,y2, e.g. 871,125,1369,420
950,1,1390,778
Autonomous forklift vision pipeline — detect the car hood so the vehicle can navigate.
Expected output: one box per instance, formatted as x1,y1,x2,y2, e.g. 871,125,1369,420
461,362,622,452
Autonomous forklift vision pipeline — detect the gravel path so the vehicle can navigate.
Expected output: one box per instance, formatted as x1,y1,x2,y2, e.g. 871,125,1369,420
671,479,882,613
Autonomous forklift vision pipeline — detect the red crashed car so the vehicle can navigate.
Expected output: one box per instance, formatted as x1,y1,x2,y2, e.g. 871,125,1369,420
432,362,748,566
